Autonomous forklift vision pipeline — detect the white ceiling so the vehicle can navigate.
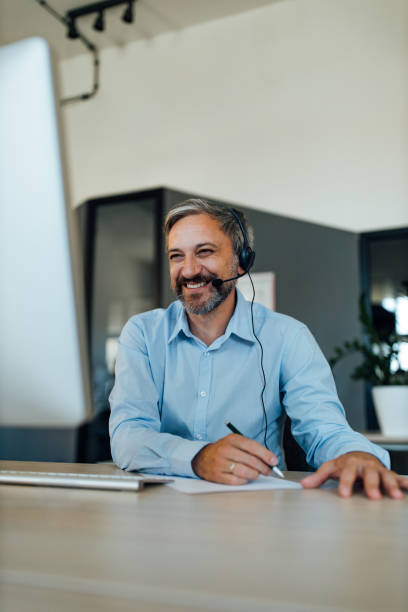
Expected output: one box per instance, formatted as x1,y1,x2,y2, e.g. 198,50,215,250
0,0,280,60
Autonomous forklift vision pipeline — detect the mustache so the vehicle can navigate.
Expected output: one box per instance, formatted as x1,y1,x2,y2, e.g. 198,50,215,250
176,273,217,287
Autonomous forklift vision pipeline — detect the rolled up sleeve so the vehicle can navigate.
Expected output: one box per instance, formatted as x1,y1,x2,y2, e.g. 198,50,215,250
280,325,390,469
109,322,207,477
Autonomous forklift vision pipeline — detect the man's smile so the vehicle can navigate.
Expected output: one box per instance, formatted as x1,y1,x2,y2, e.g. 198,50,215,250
184,280,210,290
176,275,215,295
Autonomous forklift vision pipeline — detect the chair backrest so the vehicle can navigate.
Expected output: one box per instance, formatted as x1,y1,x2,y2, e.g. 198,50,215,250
282,417,313,471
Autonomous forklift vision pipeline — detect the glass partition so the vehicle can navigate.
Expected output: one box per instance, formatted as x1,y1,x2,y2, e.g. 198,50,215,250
361,228,408,428
81,192,163,420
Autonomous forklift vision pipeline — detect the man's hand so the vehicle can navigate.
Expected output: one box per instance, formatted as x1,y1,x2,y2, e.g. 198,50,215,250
301,451,408,500
192,434,278,484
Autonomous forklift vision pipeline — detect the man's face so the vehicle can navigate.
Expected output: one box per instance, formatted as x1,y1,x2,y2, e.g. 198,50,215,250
167,213,240,315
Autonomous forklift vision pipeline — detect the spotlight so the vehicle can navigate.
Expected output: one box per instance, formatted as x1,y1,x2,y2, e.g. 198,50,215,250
93,10,105,32
122,1,134,24
67,18,79,39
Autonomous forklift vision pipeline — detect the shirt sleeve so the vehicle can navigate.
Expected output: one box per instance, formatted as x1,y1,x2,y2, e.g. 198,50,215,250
109,320,208,477
280,325,390,469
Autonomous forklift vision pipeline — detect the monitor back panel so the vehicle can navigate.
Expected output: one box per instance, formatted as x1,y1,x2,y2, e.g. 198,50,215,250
0,38,92,426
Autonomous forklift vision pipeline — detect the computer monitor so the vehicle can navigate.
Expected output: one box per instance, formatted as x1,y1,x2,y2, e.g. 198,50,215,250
0,37,92,427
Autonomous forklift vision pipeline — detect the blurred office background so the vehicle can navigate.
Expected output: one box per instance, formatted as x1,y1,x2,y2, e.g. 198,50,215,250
0,0,407,463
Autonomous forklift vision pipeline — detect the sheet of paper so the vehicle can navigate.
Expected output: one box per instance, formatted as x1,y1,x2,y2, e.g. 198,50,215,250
165,474,302,494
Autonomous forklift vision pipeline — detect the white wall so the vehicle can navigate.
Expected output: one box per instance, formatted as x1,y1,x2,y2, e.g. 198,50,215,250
60,0,408,231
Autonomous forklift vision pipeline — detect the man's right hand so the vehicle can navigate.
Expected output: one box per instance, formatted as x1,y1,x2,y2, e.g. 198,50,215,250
191,433,278,484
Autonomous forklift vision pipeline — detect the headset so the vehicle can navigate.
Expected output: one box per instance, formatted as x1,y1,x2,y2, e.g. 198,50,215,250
213,208,268,449
211,208,256,287
229,208,256,273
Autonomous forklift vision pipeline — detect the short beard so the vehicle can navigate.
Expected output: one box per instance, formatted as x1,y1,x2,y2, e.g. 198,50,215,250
174,268,237,315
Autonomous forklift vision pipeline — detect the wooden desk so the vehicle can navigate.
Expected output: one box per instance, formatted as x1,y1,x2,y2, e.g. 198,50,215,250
1,461,407,612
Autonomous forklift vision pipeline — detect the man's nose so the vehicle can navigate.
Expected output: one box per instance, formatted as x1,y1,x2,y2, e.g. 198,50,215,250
182,255,201,279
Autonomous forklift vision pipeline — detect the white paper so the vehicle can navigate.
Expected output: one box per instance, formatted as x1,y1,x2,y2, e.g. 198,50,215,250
165,474,302,494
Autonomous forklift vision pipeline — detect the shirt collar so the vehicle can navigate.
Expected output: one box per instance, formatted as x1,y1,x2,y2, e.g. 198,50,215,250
168,302,194,344
167,289,255,345
225,289,255,344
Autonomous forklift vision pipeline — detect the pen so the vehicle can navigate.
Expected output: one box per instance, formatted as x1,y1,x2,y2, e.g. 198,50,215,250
224,420,285,479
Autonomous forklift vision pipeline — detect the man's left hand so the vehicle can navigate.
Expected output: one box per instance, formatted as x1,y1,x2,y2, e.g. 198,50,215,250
301,451,408,500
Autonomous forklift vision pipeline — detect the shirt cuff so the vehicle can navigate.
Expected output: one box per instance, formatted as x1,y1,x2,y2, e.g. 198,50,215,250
331,442,391,470
169,438,209,478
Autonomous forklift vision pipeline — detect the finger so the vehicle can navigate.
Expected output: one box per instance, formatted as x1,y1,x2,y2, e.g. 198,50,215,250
219,473,249,486
397,475,408,491
228,448,273,476
301,461,337,489
228,461,261,482
227,434,277,467
222,459,260,481
381,471,404,500
362,468,382,500
338,464,359,498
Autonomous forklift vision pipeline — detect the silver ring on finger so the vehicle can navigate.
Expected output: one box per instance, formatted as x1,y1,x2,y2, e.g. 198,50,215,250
229,462,236,474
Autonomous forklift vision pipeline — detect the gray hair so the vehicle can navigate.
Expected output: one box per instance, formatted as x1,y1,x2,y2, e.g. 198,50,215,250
163,198,254,257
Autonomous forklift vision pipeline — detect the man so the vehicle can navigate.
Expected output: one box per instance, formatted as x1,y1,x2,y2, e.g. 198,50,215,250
109,199,407,500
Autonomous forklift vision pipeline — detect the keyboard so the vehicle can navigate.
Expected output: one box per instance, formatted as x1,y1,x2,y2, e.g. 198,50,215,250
0,469,173,492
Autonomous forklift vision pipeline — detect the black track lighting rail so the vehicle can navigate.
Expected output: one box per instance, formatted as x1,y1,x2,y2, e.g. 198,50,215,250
67,0,132,21
35,0,136,105
66,1,135,37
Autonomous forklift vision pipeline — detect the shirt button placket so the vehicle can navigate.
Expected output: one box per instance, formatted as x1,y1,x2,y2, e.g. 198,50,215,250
194,350,212,441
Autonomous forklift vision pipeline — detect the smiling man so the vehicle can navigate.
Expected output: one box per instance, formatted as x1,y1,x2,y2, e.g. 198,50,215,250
109,199,408,499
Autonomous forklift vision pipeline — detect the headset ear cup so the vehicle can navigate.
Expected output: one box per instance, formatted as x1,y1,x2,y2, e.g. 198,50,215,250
229,207,255,272
239,247,255,272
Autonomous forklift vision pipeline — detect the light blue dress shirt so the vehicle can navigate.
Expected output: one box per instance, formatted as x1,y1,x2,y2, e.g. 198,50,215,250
109,290,390,477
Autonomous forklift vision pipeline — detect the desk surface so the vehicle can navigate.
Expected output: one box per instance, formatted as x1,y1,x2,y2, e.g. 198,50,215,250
361,432,408,453
1,461,407,612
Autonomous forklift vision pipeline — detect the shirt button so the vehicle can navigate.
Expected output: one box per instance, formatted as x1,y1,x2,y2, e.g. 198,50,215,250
196,434,202,440
204,351,209,357
200,391,207,397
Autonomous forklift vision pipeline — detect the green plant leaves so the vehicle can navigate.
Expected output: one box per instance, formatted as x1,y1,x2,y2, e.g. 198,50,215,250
329,295,408,385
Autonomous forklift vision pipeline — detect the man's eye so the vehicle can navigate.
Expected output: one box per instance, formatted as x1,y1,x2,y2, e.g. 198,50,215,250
198,249,213,256
169,254,183,261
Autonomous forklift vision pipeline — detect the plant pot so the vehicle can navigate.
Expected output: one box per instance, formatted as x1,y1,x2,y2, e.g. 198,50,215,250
372,385,408,436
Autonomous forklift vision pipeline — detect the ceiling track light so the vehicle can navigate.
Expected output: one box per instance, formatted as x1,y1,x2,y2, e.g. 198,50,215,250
67,17,79,39
93,10,105,32
122,1,134,24
37,0,137,103
66,0,137,38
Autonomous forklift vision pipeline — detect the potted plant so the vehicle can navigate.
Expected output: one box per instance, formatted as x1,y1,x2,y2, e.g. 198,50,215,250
330,296,408,436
